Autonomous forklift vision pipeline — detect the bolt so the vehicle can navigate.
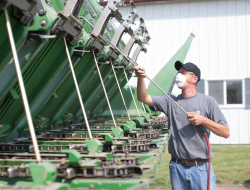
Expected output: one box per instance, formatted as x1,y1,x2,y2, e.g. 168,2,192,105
40,20,47,27
78,40,83,45
39,9,44,13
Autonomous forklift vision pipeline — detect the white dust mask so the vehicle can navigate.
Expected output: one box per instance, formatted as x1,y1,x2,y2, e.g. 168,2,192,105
175,73,195,87
175,73,186,87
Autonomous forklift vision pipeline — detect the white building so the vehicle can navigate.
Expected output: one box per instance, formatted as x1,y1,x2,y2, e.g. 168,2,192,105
113,0,250,144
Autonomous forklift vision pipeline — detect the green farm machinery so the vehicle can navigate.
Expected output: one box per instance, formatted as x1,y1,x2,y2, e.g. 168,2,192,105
0,0,194,189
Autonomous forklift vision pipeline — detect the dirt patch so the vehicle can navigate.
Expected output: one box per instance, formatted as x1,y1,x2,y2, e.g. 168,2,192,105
217,183,250,190
217,179,250,190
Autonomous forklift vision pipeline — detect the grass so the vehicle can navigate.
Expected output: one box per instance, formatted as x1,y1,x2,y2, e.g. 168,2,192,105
141,145,250,190
212,145,250,185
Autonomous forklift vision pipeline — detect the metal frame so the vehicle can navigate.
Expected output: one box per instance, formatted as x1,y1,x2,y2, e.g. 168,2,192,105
82,17,189,115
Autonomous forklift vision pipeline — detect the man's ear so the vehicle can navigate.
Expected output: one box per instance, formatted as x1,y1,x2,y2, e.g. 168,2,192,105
193,76,198,85
194,76,198,81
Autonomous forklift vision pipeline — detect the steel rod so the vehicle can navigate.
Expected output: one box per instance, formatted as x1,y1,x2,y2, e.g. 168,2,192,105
92,52,117,126
132,76,147,114
5,9,41,162
63,38,93,139
74,49,90,53
123,67,140,117
111,64,131,120
141,102,147,113
81,17,188,115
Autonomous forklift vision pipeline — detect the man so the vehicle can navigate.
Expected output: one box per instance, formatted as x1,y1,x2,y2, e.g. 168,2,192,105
133,61,230,190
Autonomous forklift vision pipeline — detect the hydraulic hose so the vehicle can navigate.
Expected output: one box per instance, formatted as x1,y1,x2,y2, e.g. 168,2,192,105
204,132,211,190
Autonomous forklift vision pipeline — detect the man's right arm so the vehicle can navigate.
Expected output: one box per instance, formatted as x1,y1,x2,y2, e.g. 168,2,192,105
133,66,154,107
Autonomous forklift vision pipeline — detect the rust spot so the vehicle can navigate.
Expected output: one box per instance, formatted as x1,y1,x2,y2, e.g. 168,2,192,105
43,171,47,179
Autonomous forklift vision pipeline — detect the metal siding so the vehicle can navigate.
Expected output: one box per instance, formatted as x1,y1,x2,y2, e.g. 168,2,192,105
245,78,250,108
113,0,250,144
229,109,239,144
239,109,248,143
220,109,230,144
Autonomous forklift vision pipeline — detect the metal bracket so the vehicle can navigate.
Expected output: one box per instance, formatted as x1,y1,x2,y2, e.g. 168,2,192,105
141,28,151,45
106,23,112,31
5,0,38,25
51,0,84,46
119,57,130,69
89,19,95,30
84,0,97,18
111,1,138,47
85,0,125,55
35,115,45,131
126,1,139,25
113,66,123,69
131,28,151,62
64,112,72,123
36,0,47,16
98,61,110,65
122,18,146,57
74,49,90,53
28,33,56,40
106,2,138,62
105,32,120,62
0,0,9,10
131,45,146,63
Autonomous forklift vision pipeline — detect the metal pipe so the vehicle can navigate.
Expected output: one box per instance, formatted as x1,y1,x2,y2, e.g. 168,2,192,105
111,64,131,120
81,17,188,115
74,50,90,53
123,67,140,117
63,38,93,139
132,76,147,114
92,52,117,126
4,9,41,162
141,102,147,113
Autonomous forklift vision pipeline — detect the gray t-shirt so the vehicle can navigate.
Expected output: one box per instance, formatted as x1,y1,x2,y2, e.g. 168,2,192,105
150,92,228,160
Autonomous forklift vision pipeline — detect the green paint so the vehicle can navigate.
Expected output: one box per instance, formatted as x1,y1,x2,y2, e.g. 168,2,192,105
147,34,195,96
85,139,103,154
29,162,57,185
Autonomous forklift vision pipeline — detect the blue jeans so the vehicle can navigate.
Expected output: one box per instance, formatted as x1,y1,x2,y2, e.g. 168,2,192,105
169,160,217,190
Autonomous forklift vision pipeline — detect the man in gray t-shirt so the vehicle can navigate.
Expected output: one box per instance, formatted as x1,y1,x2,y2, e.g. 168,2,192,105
133,61,230,190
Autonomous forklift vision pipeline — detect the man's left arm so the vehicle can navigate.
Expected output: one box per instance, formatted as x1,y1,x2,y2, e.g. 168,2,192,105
187,113,230,139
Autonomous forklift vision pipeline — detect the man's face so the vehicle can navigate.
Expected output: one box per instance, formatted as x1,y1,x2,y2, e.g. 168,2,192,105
177,67,197,89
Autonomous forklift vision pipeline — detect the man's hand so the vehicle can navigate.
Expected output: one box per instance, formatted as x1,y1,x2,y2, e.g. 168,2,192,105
133,66,147,78
187,112,205,126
